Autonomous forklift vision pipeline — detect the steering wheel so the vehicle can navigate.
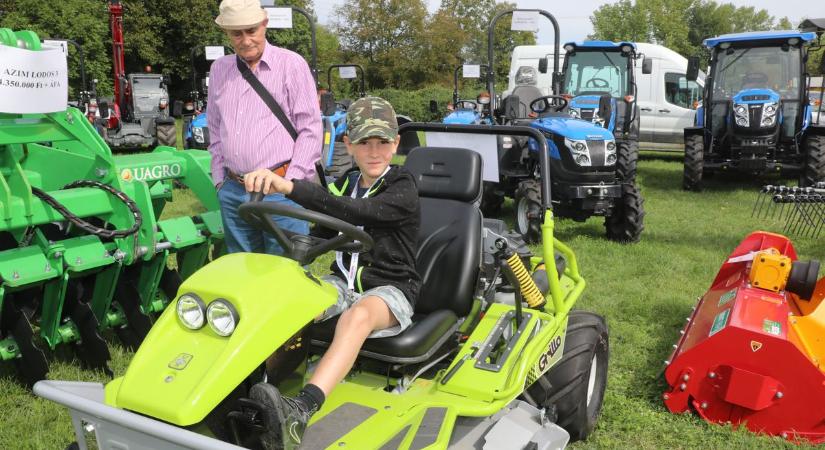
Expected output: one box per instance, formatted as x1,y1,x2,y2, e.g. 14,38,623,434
238,194,374,265
456,100,479,110
585,78,610,89
335,101,350,111
530,95,569,114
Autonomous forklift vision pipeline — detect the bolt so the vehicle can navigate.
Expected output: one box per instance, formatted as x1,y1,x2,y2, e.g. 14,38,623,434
54,251,63,259
682,374,690,382
338,442,346,447
384,405,391,410
75,257,83,265
66,112,74,124
680,330,685,335
95,168,108,178
44,264,51,272
663,393,670,400
708,372,716,379
781,432,788,439
700,402,708,409
775,391,783,399
114,250,126,261
164,375,174,383
679,383,687,391
672,344,678,349
175,235,181,242
12,271,19,280
664,360,670,365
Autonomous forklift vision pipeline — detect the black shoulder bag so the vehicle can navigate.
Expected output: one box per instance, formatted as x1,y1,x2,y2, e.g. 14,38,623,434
236,55,298,142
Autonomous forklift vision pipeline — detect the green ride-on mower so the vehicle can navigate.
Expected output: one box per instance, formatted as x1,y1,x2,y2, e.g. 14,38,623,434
36,123,609,449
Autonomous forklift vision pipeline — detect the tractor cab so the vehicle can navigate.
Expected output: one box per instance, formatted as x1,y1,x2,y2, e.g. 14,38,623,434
683,28,825,189
560,42,638,136
128,74,170,121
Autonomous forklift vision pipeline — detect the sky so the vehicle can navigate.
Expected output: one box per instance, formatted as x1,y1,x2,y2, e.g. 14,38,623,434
313,0,825,45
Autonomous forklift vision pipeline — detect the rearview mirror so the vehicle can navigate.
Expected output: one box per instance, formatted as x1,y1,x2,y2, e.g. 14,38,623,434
538,57,548,74
429,100,438,114
642,57,652,75
686,56,700,82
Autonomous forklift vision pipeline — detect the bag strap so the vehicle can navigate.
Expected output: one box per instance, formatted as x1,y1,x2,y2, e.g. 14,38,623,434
236,55,298,142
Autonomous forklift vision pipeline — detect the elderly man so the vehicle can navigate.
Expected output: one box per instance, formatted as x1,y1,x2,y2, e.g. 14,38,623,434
209,0,322,254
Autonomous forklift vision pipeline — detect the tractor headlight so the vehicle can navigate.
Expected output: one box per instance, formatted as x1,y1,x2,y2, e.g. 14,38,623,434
733,103,749,127
605,140,617,165
177,293,206,330
764,103,777,115
565,138,592,166
207,299,239,337
193,127,205,143
606,141,616,151
761,102,778,128
569,108,580,118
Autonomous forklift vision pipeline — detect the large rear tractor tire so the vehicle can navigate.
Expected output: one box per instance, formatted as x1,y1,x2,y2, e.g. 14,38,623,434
682,134,704,191
515,179,542,244
800,135,825,188
616,140,638,183
525,311,609,442
604,183,644,243
157,123,177,147
325,141,353,180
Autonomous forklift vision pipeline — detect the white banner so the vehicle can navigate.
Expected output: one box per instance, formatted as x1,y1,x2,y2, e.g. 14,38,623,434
204,46,225,61
462,64,481,78
339,66,357,79
265,7,293,29
0,45,68,114
423,132,499,182
511,11,539,32
42,40,68,55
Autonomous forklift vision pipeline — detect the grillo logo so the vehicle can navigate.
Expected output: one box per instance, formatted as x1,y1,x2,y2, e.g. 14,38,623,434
120,164,182,182
537,335,564,372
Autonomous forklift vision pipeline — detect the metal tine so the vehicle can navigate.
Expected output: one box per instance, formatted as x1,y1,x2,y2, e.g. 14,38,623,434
794,196,816,236
782,195,798,234
753,185,772,218
810,194,825,238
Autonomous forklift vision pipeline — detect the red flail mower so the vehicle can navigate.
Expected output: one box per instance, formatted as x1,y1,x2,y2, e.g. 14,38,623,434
663,231,825,443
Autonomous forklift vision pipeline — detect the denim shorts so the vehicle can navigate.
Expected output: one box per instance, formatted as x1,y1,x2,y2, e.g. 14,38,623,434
318,275,414,338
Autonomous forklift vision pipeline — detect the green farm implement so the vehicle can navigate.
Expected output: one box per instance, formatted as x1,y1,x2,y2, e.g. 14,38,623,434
0,29,222,385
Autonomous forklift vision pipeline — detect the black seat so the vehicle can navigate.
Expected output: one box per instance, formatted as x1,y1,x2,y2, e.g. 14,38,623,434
311,147,483,364
512,85,544,118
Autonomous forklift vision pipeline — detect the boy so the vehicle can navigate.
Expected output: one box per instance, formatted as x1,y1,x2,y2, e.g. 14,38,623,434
241,97,420,449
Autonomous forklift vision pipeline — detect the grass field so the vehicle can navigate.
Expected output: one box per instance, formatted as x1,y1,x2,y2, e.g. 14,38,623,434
2,153,824,449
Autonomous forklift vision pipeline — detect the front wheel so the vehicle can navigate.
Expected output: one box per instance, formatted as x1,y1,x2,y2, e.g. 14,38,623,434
800,135,825,187
156,123,177,147
682,134,704,191
604,183,644,243
525,311,609,442
515,179,542,244
615,140,638,183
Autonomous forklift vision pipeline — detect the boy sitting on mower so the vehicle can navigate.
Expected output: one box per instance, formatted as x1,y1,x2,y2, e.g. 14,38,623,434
241,96,420,449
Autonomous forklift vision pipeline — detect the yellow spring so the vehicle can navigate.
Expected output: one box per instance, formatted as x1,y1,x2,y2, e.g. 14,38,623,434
507,253,545,308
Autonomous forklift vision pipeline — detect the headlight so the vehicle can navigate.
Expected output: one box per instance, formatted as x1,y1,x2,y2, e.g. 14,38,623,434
575,154,591,166
569,108,580,118
193,127,204,138
606,141,616,151
764,103,777,115
565,138,592,166
606,153,617,164
733,103,749,127
736,117,748,126
177,293,206,330
573,141,586,152
207,299,239,337
734,105,747,116
761,115,776,127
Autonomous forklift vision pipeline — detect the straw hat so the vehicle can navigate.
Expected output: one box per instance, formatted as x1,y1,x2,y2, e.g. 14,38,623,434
215,0,267,30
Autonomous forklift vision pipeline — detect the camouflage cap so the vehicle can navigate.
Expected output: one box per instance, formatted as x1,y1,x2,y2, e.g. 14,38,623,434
347,96,398,144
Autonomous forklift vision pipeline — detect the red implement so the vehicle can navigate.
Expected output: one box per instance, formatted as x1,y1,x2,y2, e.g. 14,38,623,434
664,231,825,444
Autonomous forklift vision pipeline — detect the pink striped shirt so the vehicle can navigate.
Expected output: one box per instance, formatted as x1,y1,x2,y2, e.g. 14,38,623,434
207,43,322,185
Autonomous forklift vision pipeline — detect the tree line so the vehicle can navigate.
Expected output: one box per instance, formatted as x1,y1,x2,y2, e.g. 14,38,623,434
0,0,820,104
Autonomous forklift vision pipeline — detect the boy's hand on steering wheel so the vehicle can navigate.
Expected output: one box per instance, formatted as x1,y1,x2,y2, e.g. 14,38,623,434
244,168,293,195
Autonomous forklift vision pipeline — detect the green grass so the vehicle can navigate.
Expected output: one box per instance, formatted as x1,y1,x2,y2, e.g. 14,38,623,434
3,156,824,449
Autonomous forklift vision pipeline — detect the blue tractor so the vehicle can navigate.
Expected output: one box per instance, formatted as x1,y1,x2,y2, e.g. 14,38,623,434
176,45,230,150
484,9,645,243
560,41,642,182
319,64,365,178
683,24,825,190
441,64,494,125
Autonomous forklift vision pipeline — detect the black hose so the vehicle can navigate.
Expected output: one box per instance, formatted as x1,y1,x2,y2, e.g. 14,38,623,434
30,180,142,239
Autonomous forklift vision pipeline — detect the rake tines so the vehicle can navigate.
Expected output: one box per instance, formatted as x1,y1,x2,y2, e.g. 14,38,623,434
754,184,825,238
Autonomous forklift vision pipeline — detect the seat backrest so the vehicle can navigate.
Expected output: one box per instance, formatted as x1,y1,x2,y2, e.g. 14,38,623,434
404,147,482,317
512,85,544,118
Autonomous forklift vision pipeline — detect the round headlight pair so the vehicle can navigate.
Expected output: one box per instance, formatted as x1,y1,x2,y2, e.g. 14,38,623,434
176,294,239,337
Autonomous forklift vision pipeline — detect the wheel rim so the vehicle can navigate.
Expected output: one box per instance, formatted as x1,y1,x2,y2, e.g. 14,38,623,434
586,354,598,406
517,197,529,234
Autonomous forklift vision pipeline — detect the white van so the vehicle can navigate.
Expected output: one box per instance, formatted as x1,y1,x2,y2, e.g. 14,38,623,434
506,42,704,151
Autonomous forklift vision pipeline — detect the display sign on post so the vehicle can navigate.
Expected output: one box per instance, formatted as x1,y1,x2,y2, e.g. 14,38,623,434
462,64,481,78
0,45,68,114
265,7,293,29
204,46,225,61
511,11,539,32
339,66,357,79
42,40,68,55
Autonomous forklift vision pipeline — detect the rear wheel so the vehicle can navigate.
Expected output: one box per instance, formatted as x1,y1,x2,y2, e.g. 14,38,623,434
683,134,703,191
800,135,825,187
325,141,353,179
615,140,638,183
515,179,542,244
604,183,644,243
157,123,177,147
525,311,609,442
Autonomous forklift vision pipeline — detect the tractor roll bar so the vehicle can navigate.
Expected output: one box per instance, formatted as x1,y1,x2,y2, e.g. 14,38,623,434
487,9,561,111
453,64,489,106
397,123,552,212
327,64,366,98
